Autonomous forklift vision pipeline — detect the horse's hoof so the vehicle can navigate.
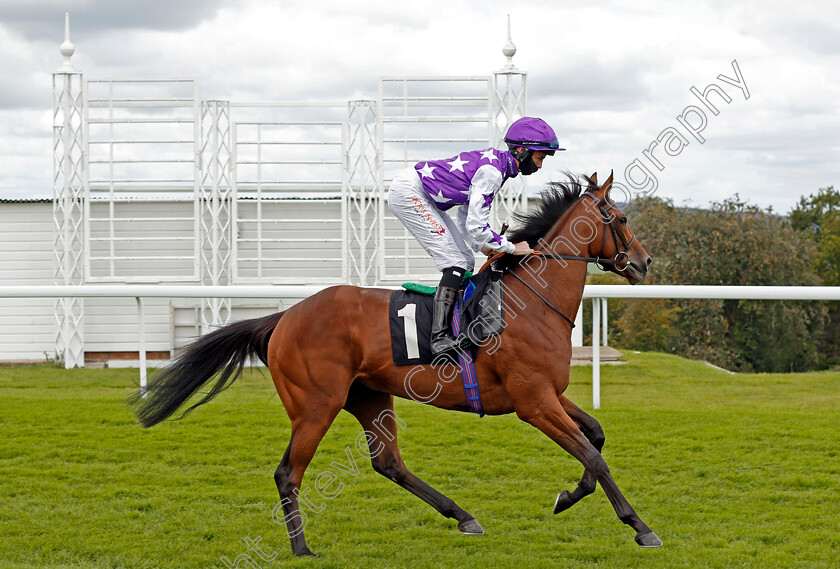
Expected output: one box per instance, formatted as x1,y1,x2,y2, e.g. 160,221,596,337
635,531,663,548
553,490,574,514
295,547,321,557
458,518,484,535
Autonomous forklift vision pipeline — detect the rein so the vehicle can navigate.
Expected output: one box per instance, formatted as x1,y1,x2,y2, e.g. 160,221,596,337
533,252,620,266
506,270,576,327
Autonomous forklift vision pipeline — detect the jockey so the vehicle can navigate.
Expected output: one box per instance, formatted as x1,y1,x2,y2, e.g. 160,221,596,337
388,116,565,355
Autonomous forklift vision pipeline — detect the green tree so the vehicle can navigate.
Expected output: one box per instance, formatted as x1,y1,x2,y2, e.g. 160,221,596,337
789,186,840,285
615,195,826,372
615,297,680,353
789,186,840,365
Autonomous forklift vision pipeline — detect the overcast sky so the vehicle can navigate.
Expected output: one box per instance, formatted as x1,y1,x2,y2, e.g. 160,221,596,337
0,0,837,213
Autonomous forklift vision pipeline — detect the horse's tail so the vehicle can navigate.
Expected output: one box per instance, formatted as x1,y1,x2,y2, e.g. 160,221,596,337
129,311,285,428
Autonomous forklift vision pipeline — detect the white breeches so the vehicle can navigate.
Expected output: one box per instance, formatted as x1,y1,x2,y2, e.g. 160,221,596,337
388,167,476,272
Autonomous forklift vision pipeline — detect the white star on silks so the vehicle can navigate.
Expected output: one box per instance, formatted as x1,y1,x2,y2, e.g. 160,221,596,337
418,162,436,179
480,149,498,162
447,156,468,172
430,190,452,204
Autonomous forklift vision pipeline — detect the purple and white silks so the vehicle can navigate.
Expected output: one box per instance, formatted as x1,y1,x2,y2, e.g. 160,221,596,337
416,148,518,247
387,148,519,272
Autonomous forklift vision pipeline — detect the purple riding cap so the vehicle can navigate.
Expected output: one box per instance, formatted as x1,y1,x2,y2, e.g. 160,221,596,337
503,116,565,154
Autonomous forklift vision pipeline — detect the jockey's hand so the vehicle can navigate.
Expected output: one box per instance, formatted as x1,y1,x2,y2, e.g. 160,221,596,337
512,241,534,255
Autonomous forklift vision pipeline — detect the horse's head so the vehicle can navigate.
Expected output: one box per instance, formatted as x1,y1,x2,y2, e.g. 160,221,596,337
574,171,652,284
503,171,652,284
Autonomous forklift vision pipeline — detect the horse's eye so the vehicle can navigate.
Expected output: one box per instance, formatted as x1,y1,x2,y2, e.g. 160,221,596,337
620,217,628,225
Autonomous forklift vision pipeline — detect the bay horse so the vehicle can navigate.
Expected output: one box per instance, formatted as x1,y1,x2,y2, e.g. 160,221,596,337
131,171,661,556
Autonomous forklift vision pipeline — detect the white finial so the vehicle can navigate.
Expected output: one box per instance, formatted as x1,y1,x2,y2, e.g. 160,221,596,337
59,13,76,72
502,14,517,70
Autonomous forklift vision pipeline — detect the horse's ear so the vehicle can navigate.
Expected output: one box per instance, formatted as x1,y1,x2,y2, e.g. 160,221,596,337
603,170,614,195
586,172,598,186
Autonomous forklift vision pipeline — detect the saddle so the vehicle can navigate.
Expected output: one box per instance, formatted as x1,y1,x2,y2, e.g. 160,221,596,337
388,269,505,367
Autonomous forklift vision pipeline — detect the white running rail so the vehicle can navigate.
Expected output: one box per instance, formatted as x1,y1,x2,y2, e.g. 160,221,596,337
1,285,838,406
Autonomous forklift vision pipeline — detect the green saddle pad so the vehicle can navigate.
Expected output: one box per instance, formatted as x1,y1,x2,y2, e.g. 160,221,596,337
401,282,436,295
401,271,474,296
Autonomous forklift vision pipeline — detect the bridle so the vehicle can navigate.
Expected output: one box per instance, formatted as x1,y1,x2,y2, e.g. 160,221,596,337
503,190,638,328
534,190,636,272
592,190,637,272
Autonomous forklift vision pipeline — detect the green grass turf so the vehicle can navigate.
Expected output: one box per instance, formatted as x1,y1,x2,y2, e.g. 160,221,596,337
0,353,838,569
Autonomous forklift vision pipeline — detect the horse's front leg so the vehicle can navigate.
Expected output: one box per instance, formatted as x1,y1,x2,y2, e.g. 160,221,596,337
553,394,604,514
516,396,662,547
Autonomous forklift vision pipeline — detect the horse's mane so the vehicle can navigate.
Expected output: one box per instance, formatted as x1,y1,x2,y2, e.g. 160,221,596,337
496,172,591,269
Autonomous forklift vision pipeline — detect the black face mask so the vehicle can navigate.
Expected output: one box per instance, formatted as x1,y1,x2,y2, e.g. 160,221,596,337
510,146,538,176
519,154,539,176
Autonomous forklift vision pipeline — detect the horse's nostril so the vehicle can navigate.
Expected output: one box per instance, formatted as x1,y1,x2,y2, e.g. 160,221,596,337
645,257,652,267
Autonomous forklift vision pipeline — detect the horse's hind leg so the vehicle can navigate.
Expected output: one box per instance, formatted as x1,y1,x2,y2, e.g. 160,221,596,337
553,394,605,514
273,392,345,557
343,383,483,535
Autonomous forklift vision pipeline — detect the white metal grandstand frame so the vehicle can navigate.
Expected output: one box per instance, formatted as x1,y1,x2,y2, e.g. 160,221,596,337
229,101,349,285
346,99,380,286
200,100,233,329
53,64,85,369
83,77,201,283
51,19,528,366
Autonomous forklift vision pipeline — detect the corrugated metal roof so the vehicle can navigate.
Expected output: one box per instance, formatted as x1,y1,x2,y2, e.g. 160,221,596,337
0,195,346,203
0,198,52,204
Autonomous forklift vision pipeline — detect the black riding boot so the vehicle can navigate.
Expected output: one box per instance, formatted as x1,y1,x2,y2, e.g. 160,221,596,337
430,285,459,356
